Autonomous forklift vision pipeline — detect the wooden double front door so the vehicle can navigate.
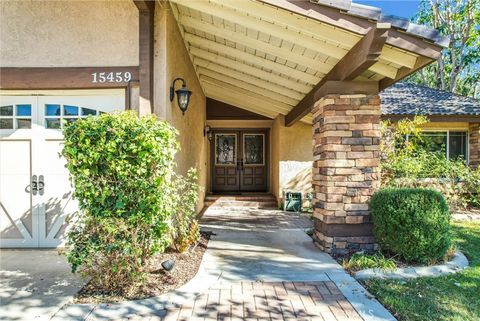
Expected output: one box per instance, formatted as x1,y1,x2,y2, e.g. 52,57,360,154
211,129,268,193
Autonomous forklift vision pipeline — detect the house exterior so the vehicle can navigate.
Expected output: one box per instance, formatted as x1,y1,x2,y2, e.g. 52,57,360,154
381,82,480,167
0,0,451,254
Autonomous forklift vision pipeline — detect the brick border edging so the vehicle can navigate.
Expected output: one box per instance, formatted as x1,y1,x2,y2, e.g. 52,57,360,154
354,251,469,280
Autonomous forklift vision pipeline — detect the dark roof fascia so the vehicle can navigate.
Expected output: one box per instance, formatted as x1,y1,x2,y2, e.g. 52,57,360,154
313,0,449,47
381,114,480,123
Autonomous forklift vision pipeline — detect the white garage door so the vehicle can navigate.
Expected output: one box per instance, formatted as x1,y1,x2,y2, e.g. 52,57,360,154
0,93,124,248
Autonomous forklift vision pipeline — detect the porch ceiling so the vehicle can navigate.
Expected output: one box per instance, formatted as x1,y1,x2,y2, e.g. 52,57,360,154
169,0,446,124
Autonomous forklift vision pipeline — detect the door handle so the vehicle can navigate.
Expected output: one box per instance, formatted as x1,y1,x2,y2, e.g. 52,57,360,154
38,175,45,196
31,175,38,195
236,159,242,171
240,158,244,171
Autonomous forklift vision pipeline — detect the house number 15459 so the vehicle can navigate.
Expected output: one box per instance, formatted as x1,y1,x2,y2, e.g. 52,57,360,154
91,72,132,83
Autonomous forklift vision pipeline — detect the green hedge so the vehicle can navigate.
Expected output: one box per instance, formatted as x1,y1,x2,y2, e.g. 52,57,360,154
370,188,451,264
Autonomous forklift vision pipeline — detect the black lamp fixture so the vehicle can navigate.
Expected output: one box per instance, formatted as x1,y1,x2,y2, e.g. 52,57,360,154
169,77,192,115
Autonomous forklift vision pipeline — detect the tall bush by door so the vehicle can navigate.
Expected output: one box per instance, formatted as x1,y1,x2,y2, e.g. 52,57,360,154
370,188,451,264
62,111,179,292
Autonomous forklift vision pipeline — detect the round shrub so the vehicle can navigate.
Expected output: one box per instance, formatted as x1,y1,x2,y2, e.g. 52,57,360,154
370,188,451,264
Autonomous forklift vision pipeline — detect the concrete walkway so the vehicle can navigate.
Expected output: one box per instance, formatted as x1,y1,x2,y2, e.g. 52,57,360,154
52,201,395,321
0,249,85,321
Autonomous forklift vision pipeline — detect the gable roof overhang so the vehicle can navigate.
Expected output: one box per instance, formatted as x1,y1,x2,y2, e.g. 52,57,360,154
168,0,448,125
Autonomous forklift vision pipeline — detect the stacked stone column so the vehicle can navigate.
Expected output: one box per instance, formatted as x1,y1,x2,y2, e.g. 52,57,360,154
469,123,479,168
311,94,381,255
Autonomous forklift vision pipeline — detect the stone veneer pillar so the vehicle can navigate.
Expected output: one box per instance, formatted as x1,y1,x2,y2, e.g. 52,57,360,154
312,94,381,255
469,123,480,168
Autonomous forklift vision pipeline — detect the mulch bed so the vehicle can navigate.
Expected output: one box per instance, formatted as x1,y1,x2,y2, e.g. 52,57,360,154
74,232,210,304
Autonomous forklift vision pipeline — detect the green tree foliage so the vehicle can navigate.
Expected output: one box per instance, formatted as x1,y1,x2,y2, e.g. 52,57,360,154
407,0,480,98
62,112,181,292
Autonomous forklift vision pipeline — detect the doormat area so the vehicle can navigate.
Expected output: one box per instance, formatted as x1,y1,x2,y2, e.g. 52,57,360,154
73,232,210,304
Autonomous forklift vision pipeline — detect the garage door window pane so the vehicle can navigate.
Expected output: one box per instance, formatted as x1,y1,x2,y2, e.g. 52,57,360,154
46,104,61,116
449,131,467,160
81,108,97,116
0,105,13,116
46,118,61,129
0,119,13,129
64,105,79,116
16,119,31,129
16,105,31,116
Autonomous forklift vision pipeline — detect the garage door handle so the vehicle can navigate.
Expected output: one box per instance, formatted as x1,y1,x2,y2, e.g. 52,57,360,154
31,175,38,195
38,175,45,196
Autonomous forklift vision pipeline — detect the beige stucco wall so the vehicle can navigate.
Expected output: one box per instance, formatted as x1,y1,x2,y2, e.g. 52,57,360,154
0,0,138,67
270,115,313,204
154,3,207,211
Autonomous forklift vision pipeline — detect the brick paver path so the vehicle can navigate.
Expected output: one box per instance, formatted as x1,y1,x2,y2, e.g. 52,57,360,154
122,281,363,321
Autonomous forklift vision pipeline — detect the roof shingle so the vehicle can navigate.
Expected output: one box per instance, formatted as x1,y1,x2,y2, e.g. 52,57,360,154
380,83,480,116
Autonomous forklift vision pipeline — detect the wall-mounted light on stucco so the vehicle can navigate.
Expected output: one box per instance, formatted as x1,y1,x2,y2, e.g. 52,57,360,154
204,125,212,141
169,77,192,115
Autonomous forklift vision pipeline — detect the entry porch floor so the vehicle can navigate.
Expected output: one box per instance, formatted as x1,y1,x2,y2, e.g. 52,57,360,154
19,199,395,321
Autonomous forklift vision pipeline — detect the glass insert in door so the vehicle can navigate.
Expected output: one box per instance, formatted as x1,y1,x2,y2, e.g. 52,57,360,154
215,134,236,165
0,104,32,129
243,134,264,165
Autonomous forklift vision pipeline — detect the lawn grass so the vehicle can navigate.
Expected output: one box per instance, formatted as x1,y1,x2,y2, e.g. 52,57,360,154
363,221,480,321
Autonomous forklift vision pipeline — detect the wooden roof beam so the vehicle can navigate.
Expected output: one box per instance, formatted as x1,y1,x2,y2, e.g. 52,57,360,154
259,0,444,60
180,15,397,79
197,69,299,106
195,65,304,101
201,77,293,114
204,84,279,119
379,56,431,90
172,0,349,59
206,0,417,69
285,25,388,126
178,15,333,74
133,0,155,114
191,52,312,93
184,33,320,85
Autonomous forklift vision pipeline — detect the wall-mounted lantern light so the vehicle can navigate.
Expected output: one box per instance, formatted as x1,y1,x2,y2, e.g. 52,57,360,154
169,77,192,115
204,125,212,141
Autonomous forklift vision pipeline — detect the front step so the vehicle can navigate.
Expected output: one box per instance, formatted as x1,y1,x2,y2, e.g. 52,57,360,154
204,194,278,209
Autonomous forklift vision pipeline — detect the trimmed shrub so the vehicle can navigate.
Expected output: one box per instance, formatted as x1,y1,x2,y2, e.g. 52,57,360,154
370,188,451,264
62,111,179,292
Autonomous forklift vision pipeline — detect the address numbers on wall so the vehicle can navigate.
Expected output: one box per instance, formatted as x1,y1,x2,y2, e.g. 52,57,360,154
91,71,132,84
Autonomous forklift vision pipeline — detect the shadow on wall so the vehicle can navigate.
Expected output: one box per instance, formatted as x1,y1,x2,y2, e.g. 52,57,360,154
280,162,313,208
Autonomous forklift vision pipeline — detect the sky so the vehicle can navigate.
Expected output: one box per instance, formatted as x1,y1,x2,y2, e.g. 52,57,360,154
355,0,422,19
